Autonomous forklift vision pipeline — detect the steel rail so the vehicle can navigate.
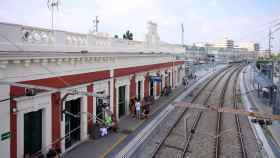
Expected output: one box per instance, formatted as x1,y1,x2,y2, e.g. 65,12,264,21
233,66,248,158
180,65,240,158
214,65,242,158
151,65,233,157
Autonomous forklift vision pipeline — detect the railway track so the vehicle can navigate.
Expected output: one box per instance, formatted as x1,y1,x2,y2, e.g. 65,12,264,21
182,65,240,158
134,64,259,158
151,64,236,158
214,65,245,158
233,67,247,158
214,65,251,158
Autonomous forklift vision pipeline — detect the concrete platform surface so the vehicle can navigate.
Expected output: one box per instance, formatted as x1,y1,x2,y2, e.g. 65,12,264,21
62,64,225,158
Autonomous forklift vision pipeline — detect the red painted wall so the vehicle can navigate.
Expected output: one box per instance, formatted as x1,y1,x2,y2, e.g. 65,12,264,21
17,62,183,89
174,60,184,65
156,82,160,96
9,61,184,156
10,85,25,97
21,70,110,88
51,92,61,149
10,99,17,158
114,62,173,77
113,79,117,122
172,70,174,87
130,75,136,99
87,84,93,130
144,73,149,97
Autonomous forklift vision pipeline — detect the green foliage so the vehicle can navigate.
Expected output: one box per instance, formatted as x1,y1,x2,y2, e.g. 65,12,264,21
271,53,280,60
123,30,133,40
256,60,270,70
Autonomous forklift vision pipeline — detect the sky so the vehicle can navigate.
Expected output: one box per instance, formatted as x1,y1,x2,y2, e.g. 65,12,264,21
0,0,280,51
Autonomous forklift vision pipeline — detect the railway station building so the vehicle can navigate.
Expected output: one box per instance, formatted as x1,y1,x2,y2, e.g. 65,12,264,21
0,22,185,158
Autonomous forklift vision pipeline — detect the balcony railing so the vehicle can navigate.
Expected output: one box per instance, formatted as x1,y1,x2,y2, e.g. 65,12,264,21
0,22,185,54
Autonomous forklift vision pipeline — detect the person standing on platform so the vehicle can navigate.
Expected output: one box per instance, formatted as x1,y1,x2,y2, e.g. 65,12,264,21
135,99,141,120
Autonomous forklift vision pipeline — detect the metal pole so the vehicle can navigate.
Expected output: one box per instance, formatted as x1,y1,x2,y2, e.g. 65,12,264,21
51,5,54,31
96,16,99,32
181,23,184,45
269,29,272,57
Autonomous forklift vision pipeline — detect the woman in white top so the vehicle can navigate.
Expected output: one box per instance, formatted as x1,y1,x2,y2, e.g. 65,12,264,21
135,99,141,120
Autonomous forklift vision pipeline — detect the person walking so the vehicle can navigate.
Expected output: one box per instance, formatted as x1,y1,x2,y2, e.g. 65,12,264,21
135,99,141,120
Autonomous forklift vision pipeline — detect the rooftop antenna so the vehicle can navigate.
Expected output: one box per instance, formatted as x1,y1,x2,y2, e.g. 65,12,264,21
47,0,61,31
92,16,99,33
181,23,184,45
268,28,274,56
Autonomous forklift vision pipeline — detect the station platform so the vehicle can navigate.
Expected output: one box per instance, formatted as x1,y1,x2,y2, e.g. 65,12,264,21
62,64,224,158
243,65,280,157
62,86,185,158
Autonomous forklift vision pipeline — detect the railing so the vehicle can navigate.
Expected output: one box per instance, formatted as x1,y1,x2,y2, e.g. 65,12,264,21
0,22,185,54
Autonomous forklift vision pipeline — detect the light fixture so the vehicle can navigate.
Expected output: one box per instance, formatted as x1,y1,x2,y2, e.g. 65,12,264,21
11,107,17,114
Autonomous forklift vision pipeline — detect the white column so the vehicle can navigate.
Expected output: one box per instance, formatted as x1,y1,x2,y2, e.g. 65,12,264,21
115,86,119,121
155,81,160,100
60,101,66,152
141,80,144,100
126,84,130,114
110,69,114,114
80,96,88,141
161,72,165,89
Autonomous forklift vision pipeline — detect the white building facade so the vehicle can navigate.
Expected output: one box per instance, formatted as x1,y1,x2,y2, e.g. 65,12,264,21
0,22,185,158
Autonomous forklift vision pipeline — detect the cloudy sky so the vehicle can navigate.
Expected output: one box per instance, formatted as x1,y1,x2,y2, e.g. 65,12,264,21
1,0,280,51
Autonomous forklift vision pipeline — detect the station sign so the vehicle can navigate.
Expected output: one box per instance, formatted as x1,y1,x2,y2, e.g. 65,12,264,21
1,131,11,141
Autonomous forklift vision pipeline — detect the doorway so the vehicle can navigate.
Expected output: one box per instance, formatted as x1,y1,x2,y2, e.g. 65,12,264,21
150,80,154,96
118,86,126,118
168,72,171,86
96,97,104,121
160,76,163,94
24,110,42,156
137,81,142,100
65,98,81,149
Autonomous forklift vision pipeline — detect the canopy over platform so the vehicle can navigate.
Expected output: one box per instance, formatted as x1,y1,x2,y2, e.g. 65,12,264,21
255,72,275,88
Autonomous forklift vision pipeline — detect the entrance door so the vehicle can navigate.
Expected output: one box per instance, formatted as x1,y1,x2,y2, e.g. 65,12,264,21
160,76,163,94
24,110,42,156
150,81,154,96
96,97,104,121
65,98,81,149
168,72,171,86
118,86,126,118
137,81,142,100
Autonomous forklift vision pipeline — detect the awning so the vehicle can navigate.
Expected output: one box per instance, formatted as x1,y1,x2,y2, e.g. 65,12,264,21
149,76,162,82
255,72,274,88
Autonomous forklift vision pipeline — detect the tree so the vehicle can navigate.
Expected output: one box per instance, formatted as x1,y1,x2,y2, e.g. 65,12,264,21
114,35,119,39
123,30,133,40
271,53,280,60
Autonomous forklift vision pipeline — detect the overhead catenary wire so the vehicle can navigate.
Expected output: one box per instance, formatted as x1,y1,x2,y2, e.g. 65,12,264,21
236,18,280,42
